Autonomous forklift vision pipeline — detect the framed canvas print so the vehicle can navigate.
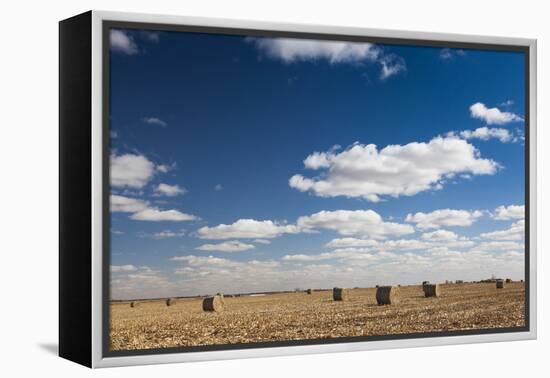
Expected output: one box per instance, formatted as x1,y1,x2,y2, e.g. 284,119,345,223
59,10,537,368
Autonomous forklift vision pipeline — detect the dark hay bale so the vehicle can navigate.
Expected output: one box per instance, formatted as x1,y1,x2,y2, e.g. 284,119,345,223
166,298,176,306
376,286,399,305
130,301,139,308
306,289,313,295
375,285,379,288
203,295,224,312
505,278,512,283
333,287,347,301
423,284,440,297
455,280,464,284
496,279,505,289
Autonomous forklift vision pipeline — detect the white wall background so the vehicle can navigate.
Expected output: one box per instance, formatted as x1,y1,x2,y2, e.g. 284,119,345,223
0,0,546,376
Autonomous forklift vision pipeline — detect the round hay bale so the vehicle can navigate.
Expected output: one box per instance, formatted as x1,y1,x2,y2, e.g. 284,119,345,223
166,298,176,306
130,301,139,308
333,287,347,301
376,286,399,305
203,295,224,312
505,278,512,283
306,289,313,295
423,284,440,297
496,279,505,289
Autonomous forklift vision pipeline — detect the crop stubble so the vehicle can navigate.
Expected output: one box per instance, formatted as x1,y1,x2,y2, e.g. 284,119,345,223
110,282,525,351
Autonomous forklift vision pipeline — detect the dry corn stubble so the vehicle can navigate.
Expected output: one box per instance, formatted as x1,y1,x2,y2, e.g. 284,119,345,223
110,282,525,351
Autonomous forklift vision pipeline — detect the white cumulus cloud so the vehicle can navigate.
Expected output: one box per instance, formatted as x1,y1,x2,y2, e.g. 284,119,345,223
480,220,525,241
111,153,156,188
406,209,483,230
458,127,513,143
110,194,148,213
130,208,197,222
110,30,138,55
197,219,298,240
248,37,405,80
290,137,499,201
421,229,458,241
325,238,379,249
493,205,525,220
111,264,138,273
297,210,414,239
196,241,256,253
469,102,523,125
155,183,186,197
248,37,380,64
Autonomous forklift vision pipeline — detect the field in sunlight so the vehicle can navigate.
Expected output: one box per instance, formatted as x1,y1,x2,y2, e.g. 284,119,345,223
110,282,525,351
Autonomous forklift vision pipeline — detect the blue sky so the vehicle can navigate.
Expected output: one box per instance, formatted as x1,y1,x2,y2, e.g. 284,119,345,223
109,28,526,300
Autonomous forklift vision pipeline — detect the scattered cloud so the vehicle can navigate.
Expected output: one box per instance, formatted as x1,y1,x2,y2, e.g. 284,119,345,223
378,239,432,250
111,194,197,222
290,137,499,201
111,153,156,188
147,230,186,239
109,30,161,58
247,37,405,80
474,240,525,251
110,30,138,55
113,232,524,298
282,249,375,262
325,238,379,249
140,31,160,43
493,205,525,220
111,264,138,273
500,100,514,107
157,163,176,173
196,240,256,253
155,183,186,197
470,102,523,125
248,37,380,64
142,117,167,127
215,184,223,191
421,229,458,241
253,239,271,245
439,48,466,60
198,219,298,240
406,209,483,229
457,127,513,143
480,220,524,241
110,194,148,213
380,54,406,80
297,210,414,239
130,208,198,222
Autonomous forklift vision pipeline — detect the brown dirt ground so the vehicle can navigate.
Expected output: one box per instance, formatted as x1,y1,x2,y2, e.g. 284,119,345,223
110,282,525,351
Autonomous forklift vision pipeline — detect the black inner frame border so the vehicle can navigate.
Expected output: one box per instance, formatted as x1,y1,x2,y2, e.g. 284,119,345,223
102,19,531,358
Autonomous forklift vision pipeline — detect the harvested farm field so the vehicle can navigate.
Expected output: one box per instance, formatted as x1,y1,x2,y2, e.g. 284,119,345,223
110,282,525,351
